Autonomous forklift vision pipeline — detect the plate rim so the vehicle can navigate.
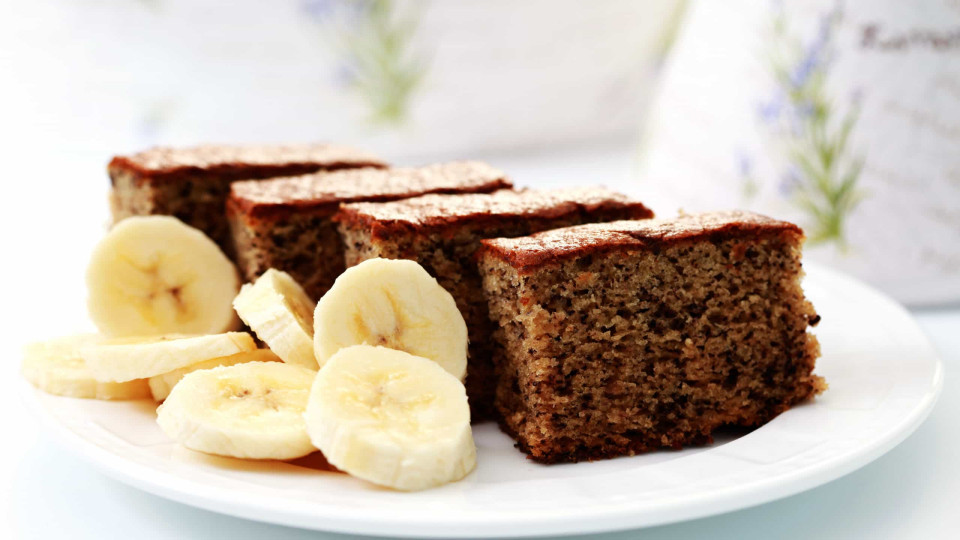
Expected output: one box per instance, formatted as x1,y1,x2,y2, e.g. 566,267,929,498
22,263,945,538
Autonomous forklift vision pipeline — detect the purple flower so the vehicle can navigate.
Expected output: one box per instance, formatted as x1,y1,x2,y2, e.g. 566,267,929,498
789,44,820,88
346,0,375,21
818,17,832,41
791,33,826,87
757,93,784,124
787,101,814,135
789,8,838,89
779,165,802,196
301,0,337,21
333,61,359,88
301,0,376,26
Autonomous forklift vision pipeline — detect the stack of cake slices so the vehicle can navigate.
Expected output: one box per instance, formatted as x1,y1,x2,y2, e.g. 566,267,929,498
108,144,824,463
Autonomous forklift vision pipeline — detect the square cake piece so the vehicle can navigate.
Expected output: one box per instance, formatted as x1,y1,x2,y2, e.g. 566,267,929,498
478,211,824,463
227,161,511,300
336,188,655,420
108,143,386,254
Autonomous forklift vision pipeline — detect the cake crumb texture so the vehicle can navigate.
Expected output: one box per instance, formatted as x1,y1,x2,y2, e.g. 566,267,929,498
226,161,511,300
336,188,655,421
478,212,824,463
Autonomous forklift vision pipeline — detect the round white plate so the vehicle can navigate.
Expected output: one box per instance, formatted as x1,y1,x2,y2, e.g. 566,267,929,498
23,263,942,538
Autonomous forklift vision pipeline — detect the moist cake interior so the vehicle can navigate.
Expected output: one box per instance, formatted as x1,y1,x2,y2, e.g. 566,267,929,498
480,216,824,463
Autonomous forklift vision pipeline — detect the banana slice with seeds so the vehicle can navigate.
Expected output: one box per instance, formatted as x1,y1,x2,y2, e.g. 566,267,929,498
305,345,476,491
87,216,240,337
147,348,281,401
233,269,318,369
313,258,467,379
84,332,256,382
157,361,317,460
22,334,150,400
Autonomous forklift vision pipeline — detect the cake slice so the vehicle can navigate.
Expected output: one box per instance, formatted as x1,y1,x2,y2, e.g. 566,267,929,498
108,143,386,254
477,211,824,463
227,161,511,300
336,188,655,420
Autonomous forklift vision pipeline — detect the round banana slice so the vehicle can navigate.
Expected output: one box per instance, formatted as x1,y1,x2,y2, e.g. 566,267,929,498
233,269,318,369
305,345,476,491
84,332,257,382
157,361,317,460
87,216,240,337
22,334,151,400
148,348,281,401
313,258,467,379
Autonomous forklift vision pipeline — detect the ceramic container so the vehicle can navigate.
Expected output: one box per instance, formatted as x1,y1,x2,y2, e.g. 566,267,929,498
638,0,960,305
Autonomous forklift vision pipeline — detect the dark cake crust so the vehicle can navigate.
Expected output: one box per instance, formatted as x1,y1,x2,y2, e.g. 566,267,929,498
480,211,803,272
229,161,511,219
336,187,654,235
109,143,385,179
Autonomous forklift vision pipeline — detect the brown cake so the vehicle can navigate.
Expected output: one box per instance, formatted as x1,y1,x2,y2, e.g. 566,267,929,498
336,188,655,420
108,143,386,254
477,211,824,463
227,161,512,300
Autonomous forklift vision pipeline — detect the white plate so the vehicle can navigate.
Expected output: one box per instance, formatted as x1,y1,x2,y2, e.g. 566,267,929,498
23,263,942,538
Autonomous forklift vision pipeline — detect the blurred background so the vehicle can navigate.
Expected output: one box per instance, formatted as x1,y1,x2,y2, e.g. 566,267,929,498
0,0,680,158
2,0,958,306
1,2,958,539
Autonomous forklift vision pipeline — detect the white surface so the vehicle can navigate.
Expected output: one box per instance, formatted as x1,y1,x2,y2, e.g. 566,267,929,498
5,309,956,540
16,263,944,538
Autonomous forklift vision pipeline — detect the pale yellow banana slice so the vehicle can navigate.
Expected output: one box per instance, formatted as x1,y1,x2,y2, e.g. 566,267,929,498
233,269,318,369
21,334,150,400
313,258,467,379
147,348,281,401
83,332,256,382
157,361,317,460
305,345,476,491
87,216,240,337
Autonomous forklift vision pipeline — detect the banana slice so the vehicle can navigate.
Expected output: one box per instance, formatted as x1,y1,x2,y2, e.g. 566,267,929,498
147,348,281,401
313,258,467,379
157,361,317,460
233,269,318,369
305,345,476,491
84,332,256,382
87,215,240,337
21,334,150,400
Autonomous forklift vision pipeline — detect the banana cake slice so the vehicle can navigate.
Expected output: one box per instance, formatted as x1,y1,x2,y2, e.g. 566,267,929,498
335,188,655,420
227,161,512,300
109,143,386,255
477,211,825,463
